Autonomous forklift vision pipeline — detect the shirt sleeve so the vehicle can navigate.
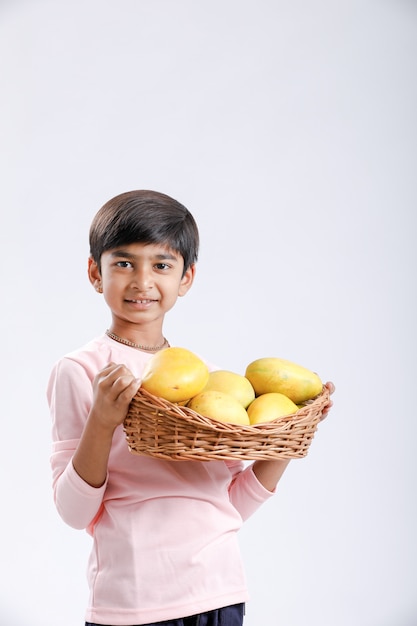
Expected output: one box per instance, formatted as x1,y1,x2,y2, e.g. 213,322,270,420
47,356,106,530
226,460,275,521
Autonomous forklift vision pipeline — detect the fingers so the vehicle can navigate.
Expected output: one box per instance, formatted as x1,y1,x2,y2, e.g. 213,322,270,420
95,363,140,402
325,381,335,395
320,381,335,421
111,372,141,403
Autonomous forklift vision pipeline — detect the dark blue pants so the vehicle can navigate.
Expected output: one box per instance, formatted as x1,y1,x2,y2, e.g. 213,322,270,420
85,602,245,626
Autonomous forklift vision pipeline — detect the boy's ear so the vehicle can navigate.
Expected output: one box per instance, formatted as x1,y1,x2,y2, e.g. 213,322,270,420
178,263,196,297
88,256,103,293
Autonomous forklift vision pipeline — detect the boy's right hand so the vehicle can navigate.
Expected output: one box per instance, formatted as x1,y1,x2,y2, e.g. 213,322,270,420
72,363,140,488
91,362,140,432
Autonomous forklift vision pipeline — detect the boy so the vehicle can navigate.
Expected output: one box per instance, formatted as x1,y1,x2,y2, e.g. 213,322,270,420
47,190,333,626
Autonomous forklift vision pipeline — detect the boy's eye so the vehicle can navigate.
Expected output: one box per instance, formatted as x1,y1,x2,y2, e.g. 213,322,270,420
155,263,170,270
116,261,133,268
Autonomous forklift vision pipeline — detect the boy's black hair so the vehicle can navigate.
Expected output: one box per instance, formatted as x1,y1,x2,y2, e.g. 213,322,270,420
89,190,199,274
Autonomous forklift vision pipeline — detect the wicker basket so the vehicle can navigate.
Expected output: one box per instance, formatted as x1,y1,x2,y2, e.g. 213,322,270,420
124,385,330,461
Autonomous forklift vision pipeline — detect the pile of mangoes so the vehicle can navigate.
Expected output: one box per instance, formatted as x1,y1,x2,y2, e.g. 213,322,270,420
140,347,323,426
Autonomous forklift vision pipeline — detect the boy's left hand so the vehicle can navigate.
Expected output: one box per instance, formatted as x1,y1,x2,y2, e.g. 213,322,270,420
321,381,335,420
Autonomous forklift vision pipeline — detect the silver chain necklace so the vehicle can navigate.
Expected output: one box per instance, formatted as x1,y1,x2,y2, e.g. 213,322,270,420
105,329,169,352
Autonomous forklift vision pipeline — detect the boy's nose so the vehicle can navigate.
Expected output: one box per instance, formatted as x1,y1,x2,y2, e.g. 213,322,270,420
131,267,153,290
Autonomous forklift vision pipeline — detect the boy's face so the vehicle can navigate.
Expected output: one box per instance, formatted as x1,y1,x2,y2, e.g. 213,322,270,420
88,242,195,330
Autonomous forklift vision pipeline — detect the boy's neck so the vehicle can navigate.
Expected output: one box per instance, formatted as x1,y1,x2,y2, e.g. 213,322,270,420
105,329,169,352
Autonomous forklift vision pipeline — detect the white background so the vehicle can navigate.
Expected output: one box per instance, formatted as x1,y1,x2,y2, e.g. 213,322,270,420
1,1,416,625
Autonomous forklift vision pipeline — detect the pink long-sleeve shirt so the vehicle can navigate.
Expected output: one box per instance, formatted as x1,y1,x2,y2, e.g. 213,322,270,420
48,335,274,625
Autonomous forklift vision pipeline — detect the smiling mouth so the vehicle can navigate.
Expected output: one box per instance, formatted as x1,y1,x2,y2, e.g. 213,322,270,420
127,298,156,304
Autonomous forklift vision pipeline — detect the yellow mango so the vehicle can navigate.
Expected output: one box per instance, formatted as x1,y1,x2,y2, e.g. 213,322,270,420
245,357,322,404
203,370,255,408
187,390,250,425
141,347,209,403
247,392,299,424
